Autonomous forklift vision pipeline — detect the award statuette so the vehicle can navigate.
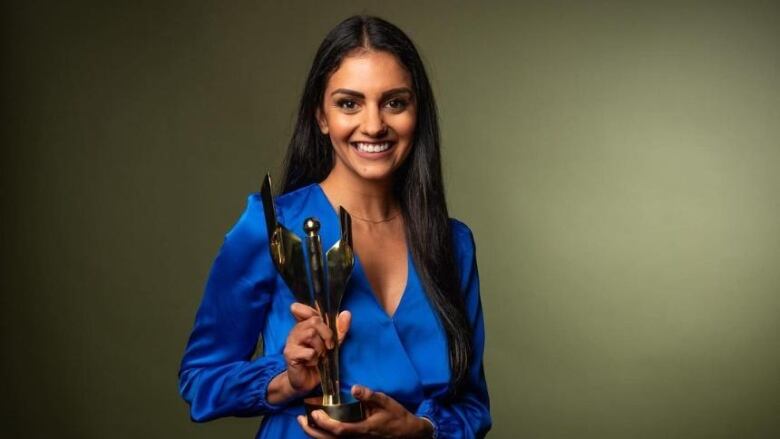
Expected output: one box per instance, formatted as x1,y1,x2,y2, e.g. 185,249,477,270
260,174,365,425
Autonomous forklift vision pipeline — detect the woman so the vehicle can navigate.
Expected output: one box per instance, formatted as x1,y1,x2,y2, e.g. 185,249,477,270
178,15,491,438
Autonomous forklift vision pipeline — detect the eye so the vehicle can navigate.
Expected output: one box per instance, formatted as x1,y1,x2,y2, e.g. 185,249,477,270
337,99,359,112
386,98,408,110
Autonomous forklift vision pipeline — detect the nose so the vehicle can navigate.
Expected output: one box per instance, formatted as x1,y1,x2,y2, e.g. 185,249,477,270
360,105,388,138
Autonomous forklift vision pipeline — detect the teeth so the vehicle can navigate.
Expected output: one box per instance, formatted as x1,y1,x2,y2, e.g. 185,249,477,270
355,142,391,153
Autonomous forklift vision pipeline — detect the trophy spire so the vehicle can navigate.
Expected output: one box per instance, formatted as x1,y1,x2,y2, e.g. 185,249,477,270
260,174,310,305
259,173,364,424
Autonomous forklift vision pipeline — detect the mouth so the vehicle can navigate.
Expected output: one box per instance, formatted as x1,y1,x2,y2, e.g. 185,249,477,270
350,141,395,154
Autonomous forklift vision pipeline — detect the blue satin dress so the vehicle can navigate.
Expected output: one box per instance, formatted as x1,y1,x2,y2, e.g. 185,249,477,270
178,183,491,438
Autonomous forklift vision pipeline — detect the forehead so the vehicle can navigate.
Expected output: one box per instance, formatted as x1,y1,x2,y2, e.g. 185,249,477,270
326,50,412,93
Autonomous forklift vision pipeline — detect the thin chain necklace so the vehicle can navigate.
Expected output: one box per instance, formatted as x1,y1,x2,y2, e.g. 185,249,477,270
349,210,402,224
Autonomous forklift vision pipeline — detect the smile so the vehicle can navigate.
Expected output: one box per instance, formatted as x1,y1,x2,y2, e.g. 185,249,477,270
351,142,394,153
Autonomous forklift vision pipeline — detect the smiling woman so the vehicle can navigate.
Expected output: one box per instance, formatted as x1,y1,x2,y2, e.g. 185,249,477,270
317,51,416,183
316,52,416,182
178,15,491,439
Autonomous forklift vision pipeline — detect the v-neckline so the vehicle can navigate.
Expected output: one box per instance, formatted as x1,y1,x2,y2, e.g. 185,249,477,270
313,183,411,320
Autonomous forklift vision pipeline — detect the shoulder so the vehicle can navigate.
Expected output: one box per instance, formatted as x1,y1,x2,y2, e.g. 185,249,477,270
448,217,477,262
224,193,264,243
222,184,317,251
274,183,320,224
449,218,482,300
449,217,474,241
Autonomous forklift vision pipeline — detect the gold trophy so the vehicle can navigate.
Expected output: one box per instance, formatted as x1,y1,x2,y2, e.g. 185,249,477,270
260,174,365,424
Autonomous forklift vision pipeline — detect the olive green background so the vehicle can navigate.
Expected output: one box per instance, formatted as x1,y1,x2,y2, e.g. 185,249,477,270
3,1,778,437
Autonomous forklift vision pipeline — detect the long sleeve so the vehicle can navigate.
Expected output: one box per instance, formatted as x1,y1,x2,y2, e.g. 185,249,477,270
178,194,288,422
415,221,492,438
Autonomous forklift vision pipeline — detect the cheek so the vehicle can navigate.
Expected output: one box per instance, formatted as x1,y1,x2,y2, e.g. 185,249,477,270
328,115,358,139
396,112,417,137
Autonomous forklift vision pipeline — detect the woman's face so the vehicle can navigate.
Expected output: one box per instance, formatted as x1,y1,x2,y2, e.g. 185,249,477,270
316,50,417,184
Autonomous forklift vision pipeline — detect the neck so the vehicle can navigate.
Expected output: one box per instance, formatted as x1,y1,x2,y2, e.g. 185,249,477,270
319,166,399,221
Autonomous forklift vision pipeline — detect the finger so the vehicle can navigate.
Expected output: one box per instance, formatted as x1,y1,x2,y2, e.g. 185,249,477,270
309,410,366,436
352,385,389,407
309,320,335,350
287,347,319,367
291,303,320,321
292,316,334,351
297,415,337,439
292,324,328,355
336,310,351,344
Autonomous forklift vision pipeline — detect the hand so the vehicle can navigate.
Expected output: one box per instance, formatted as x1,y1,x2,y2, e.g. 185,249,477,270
297,385,434,438
283,303,351,396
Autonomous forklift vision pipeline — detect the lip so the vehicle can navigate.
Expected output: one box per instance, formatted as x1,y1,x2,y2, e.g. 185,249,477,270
350,141,396,159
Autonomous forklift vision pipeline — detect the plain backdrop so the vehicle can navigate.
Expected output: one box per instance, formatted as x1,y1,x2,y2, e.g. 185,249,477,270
3,1,779,437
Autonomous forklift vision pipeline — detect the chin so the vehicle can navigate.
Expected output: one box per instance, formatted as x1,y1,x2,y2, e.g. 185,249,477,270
353,168,395,182
350,158,409,183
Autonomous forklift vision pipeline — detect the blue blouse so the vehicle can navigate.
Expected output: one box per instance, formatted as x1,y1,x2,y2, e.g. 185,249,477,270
178,183,491,438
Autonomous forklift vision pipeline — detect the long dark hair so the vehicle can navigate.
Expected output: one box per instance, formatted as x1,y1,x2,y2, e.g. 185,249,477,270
281,15,472,394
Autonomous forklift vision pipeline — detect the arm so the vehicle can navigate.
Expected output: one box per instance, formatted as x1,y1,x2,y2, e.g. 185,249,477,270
414,221,492,438
177,194,290,422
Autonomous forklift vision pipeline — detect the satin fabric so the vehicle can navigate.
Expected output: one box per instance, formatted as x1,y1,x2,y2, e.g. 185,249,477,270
178,183,491,438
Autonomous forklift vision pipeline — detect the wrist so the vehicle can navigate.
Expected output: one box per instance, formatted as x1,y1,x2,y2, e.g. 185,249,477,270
411,415,435,438
266,370,303,405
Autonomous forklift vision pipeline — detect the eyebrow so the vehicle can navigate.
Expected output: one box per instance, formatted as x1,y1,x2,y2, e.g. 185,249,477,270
330,87,413,99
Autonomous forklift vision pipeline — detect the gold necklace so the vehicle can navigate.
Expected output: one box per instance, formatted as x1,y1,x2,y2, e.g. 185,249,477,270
349,210,402,224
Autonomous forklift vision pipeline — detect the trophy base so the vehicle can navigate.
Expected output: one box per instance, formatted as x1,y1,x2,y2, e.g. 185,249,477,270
304,395,365,426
